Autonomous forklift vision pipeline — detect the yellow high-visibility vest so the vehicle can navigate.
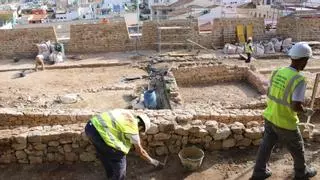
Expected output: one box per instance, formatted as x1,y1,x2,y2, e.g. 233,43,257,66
245,42,253,54
263,67,305,130
91,110,139,154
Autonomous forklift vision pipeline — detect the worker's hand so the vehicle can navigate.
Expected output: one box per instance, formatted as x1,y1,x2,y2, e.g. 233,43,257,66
304,108,314,116
150,158,160,167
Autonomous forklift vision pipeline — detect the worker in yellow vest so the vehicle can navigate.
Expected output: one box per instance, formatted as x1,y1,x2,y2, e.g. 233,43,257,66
250,42,317,180
85,109,162,180
245,37,253,63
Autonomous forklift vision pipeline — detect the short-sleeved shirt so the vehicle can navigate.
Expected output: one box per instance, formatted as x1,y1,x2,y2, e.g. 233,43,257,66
125,134,140,145
288,67,306,102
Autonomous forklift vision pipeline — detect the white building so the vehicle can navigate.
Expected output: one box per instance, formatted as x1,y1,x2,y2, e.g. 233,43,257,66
55,10,79,21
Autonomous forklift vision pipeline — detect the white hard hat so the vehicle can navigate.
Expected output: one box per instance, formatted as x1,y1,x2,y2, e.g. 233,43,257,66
136,114,151,133
248,37,252,41
288,42,312,60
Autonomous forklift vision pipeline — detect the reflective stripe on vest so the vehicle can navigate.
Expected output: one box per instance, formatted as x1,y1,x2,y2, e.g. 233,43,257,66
267,70,303,107
91,110,139,154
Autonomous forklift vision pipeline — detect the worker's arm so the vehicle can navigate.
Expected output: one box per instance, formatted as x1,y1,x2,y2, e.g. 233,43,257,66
126,134,160,166
291,81,314,115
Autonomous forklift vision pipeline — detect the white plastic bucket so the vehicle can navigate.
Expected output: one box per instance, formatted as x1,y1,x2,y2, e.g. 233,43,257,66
178,146,204,171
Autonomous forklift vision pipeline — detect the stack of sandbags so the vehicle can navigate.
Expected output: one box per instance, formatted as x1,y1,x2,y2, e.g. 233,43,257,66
223,43,237,54
264,41,275,54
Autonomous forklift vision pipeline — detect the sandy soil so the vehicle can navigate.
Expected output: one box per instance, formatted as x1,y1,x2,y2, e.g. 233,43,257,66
0,66,147,110
1,142,319,180
179,82,261,106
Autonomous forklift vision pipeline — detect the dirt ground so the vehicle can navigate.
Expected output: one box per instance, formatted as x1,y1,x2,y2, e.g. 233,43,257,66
179,82,261,106
1,52,320,179
1,141,319,180
0,66,147,110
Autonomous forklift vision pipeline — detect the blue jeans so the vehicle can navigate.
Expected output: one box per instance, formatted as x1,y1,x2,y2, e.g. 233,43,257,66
252,120,306,178
85,121,126,180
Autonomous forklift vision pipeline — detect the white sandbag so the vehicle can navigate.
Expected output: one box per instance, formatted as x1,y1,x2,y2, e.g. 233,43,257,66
270,38,279,45
264,42,275,54
223,43,237,54
254,44,264,56
274,41,282,52
49,52,64,63
236,46,244,54
282,38,292,48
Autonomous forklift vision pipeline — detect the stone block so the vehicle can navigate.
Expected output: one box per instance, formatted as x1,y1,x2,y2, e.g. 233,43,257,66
29,156,43,164
15,150,27,160
48,141,60,147
181,136,188,145
63,144,72,153
229,122,245,135
188,137,202,144
34,144,47,151
168,145,181,154
174,125,190,136
155,146,169,156
252,139,262,146
192,128,208,138
159,121,175,132
203,135,213,143
46,153,55,162
27,131,42,143
149,141,164,147
205,141,222,151
244,127,263,140
246,121,260,128
222,138,236,149
12,143,27,150
154,133,171,141
146,123,159,135
205,120,218,136
214,123,231,140
79,152,96,162
236,138,252,147
65,152,78,162
233,134,244,141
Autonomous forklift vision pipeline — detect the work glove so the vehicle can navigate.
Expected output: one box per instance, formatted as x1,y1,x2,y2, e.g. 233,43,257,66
304,108,314,117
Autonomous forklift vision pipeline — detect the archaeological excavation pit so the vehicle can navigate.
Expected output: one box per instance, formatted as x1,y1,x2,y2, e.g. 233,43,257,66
167,63,268,109
0,66,148,110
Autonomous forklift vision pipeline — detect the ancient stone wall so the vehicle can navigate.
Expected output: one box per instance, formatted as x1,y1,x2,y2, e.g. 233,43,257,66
140,20,199,50
277,17,320,41
212,18,265,47
172,64,248,87
0,27,57,58
67,22,132,53
0,108,266,164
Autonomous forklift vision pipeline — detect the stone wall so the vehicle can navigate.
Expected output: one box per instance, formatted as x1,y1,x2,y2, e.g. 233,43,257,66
67,22,132,53
0,27,57,58
140,20,199,50
212,18,265,47
277,17,320,41
172,64,248,87
0,108,266,164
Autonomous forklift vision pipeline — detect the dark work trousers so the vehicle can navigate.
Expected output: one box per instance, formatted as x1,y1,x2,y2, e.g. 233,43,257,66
252,120,307,177
85,121,126,180
246,53,252,63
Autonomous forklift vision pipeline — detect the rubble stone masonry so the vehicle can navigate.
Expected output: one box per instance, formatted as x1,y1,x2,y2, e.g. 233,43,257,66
212,18,265,47
67,22,131,53
277,17,320,41
0,27,57,58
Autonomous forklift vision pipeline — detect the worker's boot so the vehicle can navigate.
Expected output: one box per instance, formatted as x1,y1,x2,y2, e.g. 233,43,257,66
250,168,272,180
294,167,317,180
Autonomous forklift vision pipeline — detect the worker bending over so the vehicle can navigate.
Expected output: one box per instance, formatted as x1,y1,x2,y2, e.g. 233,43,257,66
250,42,317,180
85,109,162,180
245,37,253,63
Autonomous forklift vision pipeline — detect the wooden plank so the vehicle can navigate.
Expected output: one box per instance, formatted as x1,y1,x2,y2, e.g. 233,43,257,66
186,39,208,50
